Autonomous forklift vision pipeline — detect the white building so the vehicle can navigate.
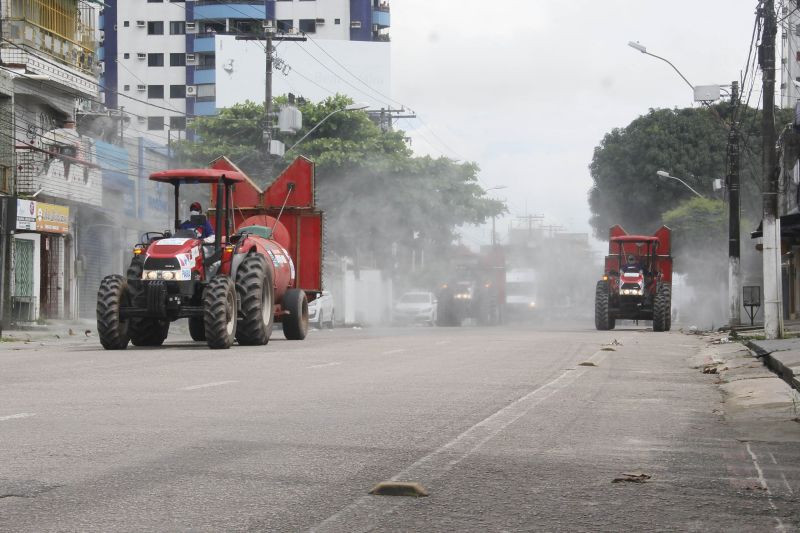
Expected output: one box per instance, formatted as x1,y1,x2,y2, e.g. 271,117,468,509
100,0,391,142
781,0,800,108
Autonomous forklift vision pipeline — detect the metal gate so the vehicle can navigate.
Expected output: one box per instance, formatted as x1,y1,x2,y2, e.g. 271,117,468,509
40,234,60,318
13,238,35,321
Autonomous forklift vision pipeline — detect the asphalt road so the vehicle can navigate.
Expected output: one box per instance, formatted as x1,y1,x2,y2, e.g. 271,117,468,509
1,321,799,532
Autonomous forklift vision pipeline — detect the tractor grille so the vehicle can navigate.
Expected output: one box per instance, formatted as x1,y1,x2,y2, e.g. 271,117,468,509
144,257,181,270
146,281,167,317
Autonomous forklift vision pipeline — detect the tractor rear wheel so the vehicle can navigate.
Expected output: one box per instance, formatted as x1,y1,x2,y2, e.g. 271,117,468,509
595,280,613,331
282,288,308,340
97,274,131,350
653,283,671,332
204,275,237,349
653,283,670,332
188,317,206,341
235,254,274,346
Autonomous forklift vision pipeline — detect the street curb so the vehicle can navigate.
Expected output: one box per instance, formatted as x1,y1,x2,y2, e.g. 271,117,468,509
745,341,800,393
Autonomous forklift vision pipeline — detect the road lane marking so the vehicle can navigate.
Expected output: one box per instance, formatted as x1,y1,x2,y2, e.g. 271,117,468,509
180,380,238,391
308,362,342,369
314,347,614,532
382,349,405,355
746,443,787,532
770,452,795,495
0,413,35,421
434,340,450,346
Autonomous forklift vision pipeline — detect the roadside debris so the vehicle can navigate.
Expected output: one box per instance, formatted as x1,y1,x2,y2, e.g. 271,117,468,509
703,365,719,374
600,347,616,351
369,481,428,497
612,472,651,483
711,337,731,345
579,361,598,367
607,339,622,346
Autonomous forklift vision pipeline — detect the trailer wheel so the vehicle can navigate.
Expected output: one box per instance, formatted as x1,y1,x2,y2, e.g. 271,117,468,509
282,288,308,340
204,275,237,349
97,274,131,350
235,254,274,346
188,317,206,341
653,283,671,332
595,280,613,331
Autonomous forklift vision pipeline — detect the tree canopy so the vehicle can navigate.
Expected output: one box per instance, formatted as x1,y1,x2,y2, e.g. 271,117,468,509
175,95,505,284
588,104,793,239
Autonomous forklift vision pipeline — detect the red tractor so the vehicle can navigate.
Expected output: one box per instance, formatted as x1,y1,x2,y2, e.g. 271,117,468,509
96,156,323,349
594,225,673,331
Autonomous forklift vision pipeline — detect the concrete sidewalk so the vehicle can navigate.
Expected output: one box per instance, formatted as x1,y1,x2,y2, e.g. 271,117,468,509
746,337,800,392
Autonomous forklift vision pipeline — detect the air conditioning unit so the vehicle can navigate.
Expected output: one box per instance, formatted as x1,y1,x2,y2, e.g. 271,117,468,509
136,84,146,91
185,85,196,97
315,18,325,25
185,53,197,65
136,20,146,28
185,21,197,34
350,21,361,29
137,52,146,60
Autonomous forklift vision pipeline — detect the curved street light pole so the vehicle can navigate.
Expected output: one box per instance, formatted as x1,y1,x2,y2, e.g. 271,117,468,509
285,103,368,153
656,170,705,199
628,41,694,92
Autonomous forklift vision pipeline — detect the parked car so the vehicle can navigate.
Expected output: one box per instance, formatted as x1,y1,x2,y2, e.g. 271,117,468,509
393,291,437,326
308,290,335,329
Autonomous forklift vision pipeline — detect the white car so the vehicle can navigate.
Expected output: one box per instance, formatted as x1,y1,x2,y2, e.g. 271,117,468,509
308,290,335,329
393,291,437,326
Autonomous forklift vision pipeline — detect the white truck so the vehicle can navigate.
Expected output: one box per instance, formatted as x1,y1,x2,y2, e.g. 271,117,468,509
505,268,538,321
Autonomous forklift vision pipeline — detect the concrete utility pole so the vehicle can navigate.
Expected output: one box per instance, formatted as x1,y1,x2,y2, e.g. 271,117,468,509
728,81,741,327
263,2,274,151
760,0,783,339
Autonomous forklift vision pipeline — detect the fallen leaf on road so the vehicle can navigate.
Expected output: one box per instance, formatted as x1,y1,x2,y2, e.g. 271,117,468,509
702,365,718,374
579,361,597,367
612,472,651,483
68,328,75,336
600,347,616,351
608,339,622,346
84,330,92,337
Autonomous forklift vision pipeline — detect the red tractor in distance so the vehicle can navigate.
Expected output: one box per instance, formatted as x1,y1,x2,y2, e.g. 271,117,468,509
96,156,323,349
594,225,673,331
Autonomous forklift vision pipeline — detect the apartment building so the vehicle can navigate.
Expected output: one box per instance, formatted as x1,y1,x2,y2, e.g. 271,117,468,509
100,0,391,142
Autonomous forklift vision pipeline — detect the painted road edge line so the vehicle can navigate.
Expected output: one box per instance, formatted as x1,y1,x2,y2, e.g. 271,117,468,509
0,412,35,421
180,380,238,391
308,362,342,369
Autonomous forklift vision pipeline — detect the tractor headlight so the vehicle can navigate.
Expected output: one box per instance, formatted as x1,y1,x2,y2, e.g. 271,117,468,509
142,270,190,281
528,301,536,308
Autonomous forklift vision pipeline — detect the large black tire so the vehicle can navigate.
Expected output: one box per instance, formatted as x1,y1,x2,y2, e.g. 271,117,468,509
282,288,308,340
188,317,206,341
653,283,671,332
235,254,274,346
125,258,170,346
97,275,131,350
204,275,237,349
595,280,612,331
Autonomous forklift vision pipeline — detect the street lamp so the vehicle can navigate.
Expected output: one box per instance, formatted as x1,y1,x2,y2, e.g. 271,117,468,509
655,170,705,198
627,41,694,92
285,103,369,153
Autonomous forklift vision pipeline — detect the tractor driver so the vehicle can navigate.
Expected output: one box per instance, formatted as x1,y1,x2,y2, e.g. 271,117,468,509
180,201,215,239
623,254,643,274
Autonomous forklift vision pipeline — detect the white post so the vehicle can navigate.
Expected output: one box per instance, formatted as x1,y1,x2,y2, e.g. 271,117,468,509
762,216,784,339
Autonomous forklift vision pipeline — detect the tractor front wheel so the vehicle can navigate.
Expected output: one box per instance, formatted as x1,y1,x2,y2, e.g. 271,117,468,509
204,275,237,349
653,283,671,332
282,288,309,340
97,275,131,350
236,254,274,346
595,280,613,331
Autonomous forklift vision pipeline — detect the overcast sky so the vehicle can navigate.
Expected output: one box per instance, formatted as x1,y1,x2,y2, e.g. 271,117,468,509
390,1,762,246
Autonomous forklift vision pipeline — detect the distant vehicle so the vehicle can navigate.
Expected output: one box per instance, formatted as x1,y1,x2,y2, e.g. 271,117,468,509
505,268,537,320
393,291,437,326
436,246,505,327
309,290,335,329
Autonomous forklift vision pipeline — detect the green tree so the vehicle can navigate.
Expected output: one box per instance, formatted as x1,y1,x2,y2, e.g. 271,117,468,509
588,104,792,239
176,95,505,285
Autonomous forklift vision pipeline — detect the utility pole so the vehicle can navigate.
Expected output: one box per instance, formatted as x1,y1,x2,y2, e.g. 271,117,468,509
760,0,783,339
728,81,741,327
